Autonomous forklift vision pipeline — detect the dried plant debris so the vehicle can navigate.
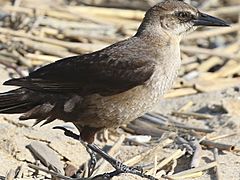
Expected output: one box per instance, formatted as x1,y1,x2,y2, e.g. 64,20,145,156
0,0,240,179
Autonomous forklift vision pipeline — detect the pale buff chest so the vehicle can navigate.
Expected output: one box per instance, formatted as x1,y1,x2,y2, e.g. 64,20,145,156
81,47,181,128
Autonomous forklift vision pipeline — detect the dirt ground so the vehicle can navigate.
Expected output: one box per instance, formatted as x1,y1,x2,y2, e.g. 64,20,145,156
1,60,240,180
0,0,240,180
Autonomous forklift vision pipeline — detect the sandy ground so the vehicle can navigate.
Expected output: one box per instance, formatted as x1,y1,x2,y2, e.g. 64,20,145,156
1,62,240,180
0,2,239,178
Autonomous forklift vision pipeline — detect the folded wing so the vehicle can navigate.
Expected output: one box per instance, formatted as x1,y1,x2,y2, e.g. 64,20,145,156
4,49,155,96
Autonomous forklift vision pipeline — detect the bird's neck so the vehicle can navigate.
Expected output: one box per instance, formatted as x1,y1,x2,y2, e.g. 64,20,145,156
135,20,182,67
135,20,181,47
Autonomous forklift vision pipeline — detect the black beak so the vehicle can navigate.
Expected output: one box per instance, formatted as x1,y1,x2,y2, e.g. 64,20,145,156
193,12,229,27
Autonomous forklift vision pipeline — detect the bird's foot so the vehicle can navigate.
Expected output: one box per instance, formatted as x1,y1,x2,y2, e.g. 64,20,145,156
53,126,97,177
86,146,97,177
53,126,156,179
93,167,156,180
87,144,157,180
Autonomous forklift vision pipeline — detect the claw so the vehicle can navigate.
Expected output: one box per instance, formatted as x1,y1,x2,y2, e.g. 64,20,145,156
54,126,157,179
87,144,157,180
86,147,97,177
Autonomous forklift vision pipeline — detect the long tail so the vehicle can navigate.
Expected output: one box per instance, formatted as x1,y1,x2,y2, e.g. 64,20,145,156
0,88,94,140
0,88,40,114
0,88,64,126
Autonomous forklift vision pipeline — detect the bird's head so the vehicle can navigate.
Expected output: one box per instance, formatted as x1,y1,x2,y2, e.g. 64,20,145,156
137,0,229,39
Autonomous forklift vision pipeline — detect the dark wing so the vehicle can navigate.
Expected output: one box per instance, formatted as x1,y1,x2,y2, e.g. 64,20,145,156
4,50,155,96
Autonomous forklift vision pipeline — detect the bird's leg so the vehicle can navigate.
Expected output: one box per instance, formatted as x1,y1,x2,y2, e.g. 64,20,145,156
52,126,97,177
87,143,157,180
78,126,104,176
53,126,156,179
85,142,97,176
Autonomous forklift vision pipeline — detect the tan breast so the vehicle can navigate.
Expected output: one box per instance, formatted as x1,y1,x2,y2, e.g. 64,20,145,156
81,58,181,128
79,41,182,128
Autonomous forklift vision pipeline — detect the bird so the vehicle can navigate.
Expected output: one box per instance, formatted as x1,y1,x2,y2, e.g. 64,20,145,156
0,0,228,178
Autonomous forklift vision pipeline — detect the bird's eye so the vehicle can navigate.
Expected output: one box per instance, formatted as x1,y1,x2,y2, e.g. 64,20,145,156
176,11,190,19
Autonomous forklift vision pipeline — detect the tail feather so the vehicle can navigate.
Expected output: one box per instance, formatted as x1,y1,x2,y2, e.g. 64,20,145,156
0,87,71,127
0,88,38,114
0,102,33,113
0,95,27,106
3,78,28,87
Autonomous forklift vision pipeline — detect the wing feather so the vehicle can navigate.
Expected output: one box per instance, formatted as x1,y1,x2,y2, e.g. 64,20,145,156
4,42,156,96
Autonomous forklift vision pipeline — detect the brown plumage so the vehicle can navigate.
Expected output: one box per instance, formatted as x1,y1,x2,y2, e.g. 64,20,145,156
0,0,228,143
